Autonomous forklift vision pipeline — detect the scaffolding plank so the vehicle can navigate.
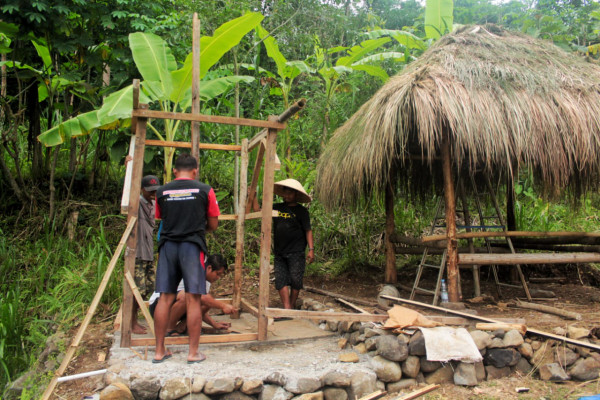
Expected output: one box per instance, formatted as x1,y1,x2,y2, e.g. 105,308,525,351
131,109,286,129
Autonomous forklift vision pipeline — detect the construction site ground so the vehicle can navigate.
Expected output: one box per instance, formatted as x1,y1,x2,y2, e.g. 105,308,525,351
52,264,600,400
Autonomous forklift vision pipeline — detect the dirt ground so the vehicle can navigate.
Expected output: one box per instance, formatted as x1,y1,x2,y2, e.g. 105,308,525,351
53,263,600,400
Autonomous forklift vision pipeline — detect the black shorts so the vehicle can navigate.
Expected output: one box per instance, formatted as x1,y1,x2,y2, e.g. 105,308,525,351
274,252,306,290
155,241,206,295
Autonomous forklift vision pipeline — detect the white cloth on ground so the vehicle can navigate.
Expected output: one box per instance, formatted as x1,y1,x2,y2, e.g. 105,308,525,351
419,326,483,363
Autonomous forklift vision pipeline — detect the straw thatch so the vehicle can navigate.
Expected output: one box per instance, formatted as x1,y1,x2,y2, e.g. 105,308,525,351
316,24,600,209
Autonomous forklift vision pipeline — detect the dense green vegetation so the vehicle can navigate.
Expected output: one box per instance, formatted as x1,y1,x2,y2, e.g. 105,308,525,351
2,0,600,396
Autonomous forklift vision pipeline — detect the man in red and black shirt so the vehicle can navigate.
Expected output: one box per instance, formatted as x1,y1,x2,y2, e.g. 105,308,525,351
152,154,220,364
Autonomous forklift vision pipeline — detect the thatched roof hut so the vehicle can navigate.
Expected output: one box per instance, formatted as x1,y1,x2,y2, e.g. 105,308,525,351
316,24,600,209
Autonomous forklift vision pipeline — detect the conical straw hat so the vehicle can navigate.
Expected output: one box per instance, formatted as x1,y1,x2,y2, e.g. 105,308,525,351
274,179,312,203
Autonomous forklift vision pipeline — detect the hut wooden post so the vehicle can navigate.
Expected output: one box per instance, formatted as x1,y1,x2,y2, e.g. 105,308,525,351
258,117,278,340
121,80,146,347
441,135,459,302
232,139,249,319
458,180,480,297
385,179,397,283
191,13,200,163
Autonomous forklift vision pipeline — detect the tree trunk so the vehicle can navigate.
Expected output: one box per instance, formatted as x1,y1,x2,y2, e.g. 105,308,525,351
48,145,61,222
384,179,397,283
506,172,517,231
27,81,44,181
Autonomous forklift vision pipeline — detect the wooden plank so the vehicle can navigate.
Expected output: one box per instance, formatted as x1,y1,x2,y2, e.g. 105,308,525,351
515,300,582,320
131,109,286,130
122,97,148,348
232,139,248,318
395,384,439,400
40,218,136,400
458,252,600,265
476,323,527,335
144,139,241,151
358,390,387,400
304,286,379,307
241,297,274,325
426,316,469,325
191,12,200,163
113,304,123,332
441,134,459,302
248,129,267,150
246,140,265,213
380,295,600,351
384,180,397,283
218,211,278,221
124,271,155,337
423,230,600,243
120,135,136,214
258,120,278,340
337,298,369,314
265,308,388,322
130,332,259,346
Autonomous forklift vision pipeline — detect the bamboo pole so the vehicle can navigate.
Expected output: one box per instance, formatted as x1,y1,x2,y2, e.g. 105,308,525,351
232,139,249,319
458,179,480,297
423,231,600,243
258,118,278,340
441,135,459,302
191,13,200,164
144,139,241,151
515,300,582,320
303,286,379,307
265,308,387,322
385,179,397,283
121,83,147,348
40,218,136,400
458,252,600,265
124,271,155,336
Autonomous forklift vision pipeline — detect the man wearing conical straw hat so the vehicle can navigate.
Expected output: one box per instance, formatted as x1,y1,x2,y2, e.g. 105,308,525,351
272,179,314,310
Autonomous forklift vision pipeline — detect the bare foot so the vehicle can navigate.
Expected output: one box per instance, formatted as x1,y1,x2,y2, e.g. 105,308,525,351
187,353,206,363
132,321,147,334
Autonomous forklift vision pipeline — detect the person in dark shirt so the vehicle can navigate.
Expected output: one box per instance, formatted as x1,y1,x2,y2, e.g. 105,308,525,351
152,154,220,364
272,179,314,310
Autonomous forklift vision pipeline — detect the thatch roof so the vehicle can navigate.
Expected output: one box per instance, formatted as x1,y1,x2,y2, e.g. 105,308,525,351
316,25,600,209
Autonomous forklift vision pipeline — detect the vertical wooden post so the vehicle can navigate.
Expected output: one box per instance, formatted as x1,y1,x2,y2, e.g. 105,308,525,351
232,138,249,319
246,142,266,213
384,179,397,283
458,180,480,297
258,118,278,340
441,134,459,303
191,13,200,163
121,80,148,347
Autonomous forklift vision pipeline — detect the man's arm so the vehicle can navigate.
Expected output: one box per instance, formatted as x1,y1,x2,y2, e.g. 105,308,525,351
201,293,238,329
207,216,218,232
306,229,314,264
206,188,220,232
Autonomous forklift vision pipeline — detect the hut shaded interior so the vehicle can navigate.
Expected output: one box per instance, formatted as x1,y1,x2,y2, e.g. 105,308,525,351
316,24,600,209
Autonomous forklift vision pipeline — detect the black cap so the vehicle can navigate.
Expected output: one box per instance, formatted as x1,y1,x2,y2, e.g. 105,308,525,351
142,175,160,191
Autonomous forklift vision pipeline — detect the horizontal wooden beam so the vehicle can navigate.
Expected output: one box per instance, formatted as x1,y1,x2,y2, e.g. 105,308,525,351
132,109,286,130
218,211,278,221
458,252,600,265
422,231,600,243
145,139,241,151
380,295,600,352
130,332,258,346
265,308,387,322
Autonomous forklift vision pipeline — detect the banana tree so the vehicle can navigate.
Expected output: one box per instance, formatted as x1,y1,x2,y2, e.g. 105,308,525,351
424,0,454,40
38,12,264,181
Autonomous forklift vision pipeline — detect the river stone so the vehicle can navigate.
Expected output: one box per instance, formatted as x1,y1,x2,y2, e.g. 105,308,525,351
205,378,236,395
241,380,263,395
401,356,420,378
569,357,600,381
354,343,367,354
420,358,442,373
488,338,505,349
221,392,256,400
502,330,524,348
323,387,347,400
265,372,288,386
555,347,579,367
539,363,570,381
285,376,322,394
531,343,554,366
492,329,505,338
376,335,408,362
339,352,359,363
469,330,492,350
577,340,593,358
364,328,384,339
327,321,340,332
370,355,402,382
485,366,511,380
517,343,533,359
338,321,353,333
100,383,134,400
348,331,361,346
180,394,210,400
365,338,377,351
553,327,567,336
322,371,351,387
408,331,426,356
484,348,521,368
375,381,385,391
386,379,417,393
5,371,36,400
259,385,294,400
292,392,324,400
192,376,206,393
568,326,590,340
348,370,377,399
475,361,486,381
160,377,191,400
425,364,454,384
130,376,160,400
531,340,542,351
454,362,478,386
514,358,533,374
